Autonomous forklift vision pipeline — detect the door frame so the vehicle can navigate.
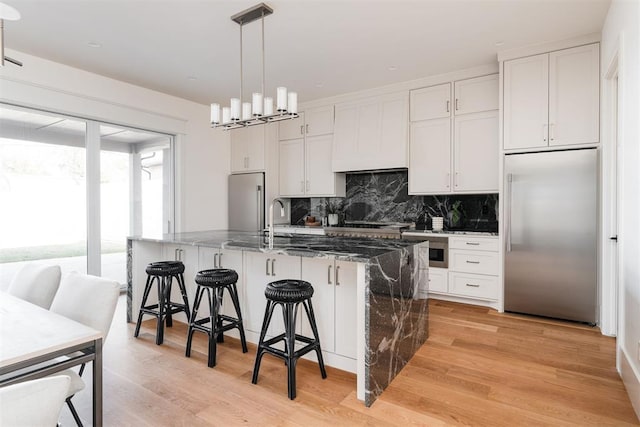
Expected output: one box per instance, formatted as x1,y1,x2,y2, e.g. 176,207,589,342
600,49,621,338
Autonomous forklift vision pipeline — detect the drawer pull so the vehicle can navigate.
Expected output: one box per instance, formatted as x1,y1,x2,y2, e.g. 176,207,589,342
465,242,480,246
466,260,480,264
466,283,480,288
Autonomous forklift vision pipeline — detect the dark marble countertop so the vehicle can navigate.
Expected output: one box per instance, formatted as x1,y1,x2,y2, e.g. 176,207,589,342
128,230,420,262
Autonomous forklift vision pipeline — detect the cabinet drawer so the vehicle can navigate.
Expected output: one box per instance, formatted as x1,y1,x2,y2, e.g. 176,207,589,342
449,236,499,251
449,272,498,300
427,267,448,293
449,249,499,275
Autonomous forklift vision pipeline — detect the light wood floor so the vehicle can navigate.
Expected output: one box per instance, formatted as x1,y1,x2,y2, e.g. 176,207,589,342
61,296,639,426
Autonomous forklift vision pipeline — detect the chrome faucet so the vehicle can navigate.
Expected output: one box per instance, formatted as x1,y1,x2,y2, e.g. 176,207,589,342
268,198,286,249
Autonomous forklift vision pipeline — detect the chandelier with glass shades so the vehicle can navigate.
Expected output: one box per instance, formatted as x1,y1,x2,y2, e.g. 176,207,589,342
210,3,298,130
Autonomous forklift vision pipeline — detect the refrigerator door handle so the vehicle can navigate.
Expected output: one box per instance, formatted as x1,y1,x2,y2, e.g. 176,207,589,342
256,185,263,231
506,173,513,252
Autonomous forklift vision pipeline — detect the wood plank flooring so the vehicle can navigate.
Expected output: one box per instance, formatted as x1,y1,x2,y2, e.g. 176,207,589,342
60,297,639,426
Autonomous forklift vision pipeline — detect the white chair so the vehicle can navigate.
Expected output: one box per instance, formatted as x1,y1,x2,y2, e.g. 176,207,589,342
49,272,120,427
6,263,61,309
0,375,71,426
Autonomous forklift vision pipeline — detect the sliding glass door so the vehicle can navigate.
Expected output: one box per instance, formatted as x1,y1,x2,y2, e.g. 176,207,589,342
0,104,174,287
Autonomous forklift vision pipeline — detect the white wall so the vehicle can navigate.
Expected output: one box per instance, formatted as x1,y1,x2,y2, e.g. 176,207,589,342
601,0,640,416
0,48,230,233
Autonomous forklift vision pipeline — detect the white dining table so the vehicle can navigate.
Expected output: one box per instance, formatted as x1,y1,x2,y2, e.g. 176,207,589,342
0,292,103,426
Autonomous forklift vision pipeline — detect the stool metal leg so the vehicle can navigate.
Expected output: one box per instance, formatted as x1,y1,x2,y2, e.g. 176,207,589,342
215,287,224,344
156,276,165,345
164,276,173,328
185,286,205,358
252,300,276,384
207,287,218,367
285,301,297,400
134,274,154,338
176,273,191,322
228,282,248,353
303,299,327,379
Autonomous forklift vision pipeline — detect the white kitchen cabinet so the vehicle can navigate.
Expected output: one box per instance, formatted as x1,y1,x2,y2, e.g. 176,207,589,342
279,106,344,197
198,248,244,319
453,110,499,192
299,258,357,360
409,118,451,194
332,91,408,172
130,240,163,322
503,43,599,150
410,83,451,121
243,252,301,336
409,74,499,195
447,236,499,302
427,267,448,294
453,74,499,115
162,243,199,320
230,125,265,173
278,113,305,141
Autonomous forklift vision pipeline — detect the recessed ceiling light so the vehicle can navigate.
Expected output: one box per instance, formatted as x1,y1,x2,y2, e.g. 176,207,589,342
315,83,324,88
87,41,102,48
495,41,505,47
187,76,197,81
388,66,398,71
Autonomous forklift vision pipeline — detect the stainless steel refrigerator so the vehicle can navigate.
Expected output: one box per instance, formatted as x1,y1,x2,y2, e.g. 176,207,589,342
504,149,597,324
228,173,265,231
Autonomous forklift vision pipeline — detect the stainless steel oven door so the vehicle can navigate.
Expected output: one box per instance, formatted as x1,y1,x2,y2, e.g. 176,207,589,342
428,239,448,269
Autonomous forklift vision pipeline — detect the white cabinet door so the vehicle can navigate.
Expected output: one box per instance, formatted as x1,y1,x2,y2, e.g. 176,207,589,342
454,74,498,115
503,54,549,150
305,106,334,137
305,134,337,196
427,267,448,293
243,252,301,336
453,110,499,192
334,260,357,359
410,83,451,121
379,93,409,169
279,113,305,141
409,118,451,194
278,138,305,196
300,258,335,353
230,126,265,172
332,102,359,172
549,44,599,146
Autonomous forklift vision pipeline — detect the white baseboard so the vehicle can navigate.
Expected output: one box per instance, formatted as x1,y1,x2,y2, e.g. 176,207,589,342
620,346,640,420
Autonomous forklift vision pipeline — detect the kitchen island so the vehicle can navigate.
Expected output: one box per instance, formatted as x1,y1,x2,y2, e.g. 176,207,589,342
127,230,428,406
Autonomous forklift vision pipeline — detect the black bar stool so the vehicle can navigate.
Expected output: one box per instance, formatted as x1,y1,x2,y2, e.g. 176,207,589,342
133,260,191,345
251,279,327,400
185,269,248,367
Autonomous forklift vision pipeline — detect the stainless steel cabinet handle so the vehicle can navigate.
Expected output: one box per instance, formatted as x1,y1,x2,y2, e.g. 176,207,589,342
219,253,223,267
446,100,450,113
543,124,548,143
506,173,513,252
174,248,179,260
465,242,480,246
454,172,459,187
266,258,271,275
328,265,332,285
306,124,309,134
466,260,480,264
455,98,459,111
271,259,276,276
446,172,450,188
466,283,480,288
336,265,340,286
300,125,304,135
550,123,555,141
214,253,219,268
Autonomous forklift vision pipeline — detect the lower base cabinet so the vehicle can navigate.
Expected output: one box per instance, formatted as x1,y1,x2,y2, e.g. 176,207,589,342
299,258,357,360
198,248,244,318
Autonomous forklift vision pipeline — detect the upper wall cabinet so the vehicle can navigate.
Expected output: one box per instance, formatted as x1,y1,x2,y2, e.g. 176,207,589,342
230,125,265,173
279,107,345,197
332,91,409,172
409,74,499,194
503,43,599,150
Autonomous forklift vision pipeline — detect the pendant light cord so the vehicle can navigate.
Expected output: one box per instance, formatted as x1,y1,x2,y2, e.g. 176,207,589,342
261,10,265,96
240,20,244,101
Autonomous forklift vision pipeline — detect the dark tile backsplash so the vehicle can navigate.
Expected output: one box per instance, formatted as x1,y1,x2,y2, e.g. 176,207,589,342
290,170,498,232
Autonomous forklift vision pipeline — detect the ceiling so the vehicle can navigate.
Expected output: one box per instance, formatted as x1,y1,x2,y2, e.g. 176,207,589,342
3,0,610,106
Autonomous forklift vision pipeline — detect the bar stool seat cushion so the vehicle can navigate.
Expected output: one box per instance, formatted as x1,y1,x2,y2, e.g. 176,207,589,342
195,269,238,287
145,261,185,276
265,279,314,303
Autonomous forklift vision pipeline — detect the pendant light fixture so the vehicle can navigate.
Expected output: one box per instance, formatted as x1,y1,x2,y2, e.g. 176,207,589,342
0,1,22,67
210,3,297,130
